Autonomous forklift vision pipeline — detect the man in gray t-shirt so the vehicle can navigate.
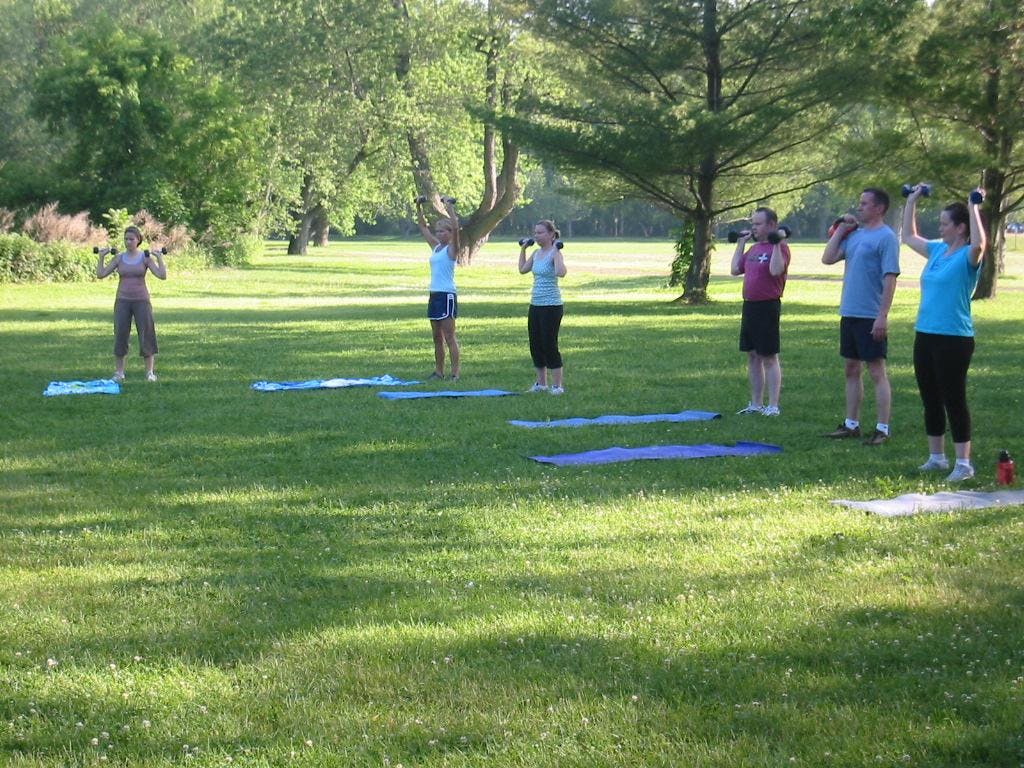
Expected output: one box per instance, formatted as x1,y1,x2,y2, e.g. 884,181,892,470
821,188,901,445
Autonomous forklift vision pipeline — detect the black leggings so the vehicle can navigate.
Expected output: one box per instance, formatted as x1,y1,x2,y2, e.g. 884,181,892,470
528,304,563,369
913,332,974,443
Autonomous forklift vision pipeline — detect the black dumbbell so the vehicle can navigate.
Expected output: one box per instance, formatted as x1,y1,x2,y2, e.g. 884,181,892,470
93,246,116,254
143,248,168,258
969,190,984,205
414,195,427,205
440,196,456,205
767,225,792,245
519,237,534,247
727,230,749,243
901,183,931,198
555,240,564,250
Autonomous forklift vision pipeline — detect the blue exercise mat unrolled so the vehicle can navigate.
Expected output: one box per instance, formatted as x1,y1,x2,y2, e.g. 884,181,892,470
378,389,516,400
509,409,721,429
251,375,419,392
529,441,782,467
44,379,120,397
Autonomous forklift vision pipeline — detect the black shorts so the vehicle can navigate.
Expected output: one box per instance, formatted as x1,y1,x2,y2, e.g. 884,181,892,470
840,316,887,361
739,299,781,356
427,292,457,321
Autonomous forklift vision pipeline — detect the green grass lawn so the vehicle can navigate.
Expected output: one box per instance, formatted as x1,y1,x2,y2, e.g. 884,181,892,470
1,237,1023,767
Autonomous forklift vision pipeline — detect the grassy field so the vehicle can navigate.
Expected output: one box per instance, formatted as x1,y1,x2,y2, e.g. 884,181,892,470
1,237,1023,767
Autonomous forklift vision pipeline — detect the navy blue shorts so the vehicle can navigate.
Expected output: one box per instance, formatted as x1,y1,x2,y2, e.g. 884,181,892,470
428,292,457,320
840,316,887,361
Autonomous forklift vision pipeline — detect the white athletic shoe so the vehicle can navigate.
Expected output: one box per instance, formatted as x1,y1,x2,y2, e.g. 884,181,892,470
146,372,158,382
946,464,975,482
112,372,125,383
761,405,780,417
736,403,762,415
528,382,548,393
918,457,950,472
549,386,564,395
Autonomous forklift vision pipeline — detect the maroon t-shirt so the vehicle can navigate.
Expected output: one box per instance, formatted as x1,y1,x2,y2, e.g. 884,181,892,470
738,241,790,301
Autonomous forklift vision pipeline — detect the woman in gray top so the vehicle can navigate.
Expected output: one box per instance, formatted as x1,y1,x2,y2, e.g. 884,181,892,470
96,225,167,382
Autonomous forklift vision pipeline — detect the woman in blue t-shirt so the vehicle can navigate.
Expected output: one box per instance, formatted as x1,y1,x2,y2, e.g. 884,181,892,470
415,196,461,380
901,185,986,482
518,220,567,394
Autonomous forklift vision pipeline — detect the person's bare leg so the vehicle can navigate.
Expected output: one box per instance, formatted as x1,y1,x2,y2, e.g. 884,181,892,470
844,358,863,422
866,358,891,425
763,354,781,408
431,320,445,376
747,351,764,407
441,318,459,378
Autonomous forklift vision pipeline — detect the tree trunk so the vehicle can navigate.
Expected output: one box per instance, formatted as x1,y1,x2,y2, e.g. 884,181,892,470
287,172,318,255
312,208,330,247
973,166,1006,299
682,208,714,304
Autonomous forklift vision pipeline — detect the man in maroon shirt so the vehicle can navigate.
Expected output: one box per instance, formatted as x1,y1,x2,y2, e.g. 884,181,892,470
730,207,791,416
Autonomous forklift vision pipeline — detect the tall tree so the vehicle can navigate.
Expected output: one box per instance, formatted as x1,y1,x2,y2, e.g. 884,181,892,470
891,0,1023,299
31,18,268,239
212,0,408,254
503,0,915,302
392,0,525,261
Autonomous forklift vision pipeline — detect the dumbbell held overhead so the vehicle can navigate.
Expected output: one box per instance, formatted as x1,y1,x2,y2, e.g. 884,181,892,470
901,183,931,198
969,189,984,205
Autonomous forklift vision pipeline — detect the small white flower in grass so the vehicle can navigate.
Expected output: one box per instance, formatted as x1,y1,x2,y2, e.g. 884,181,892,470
46,658,58,669
133,655,142,662
122,725,130,732
142,720,150,729
101,731,109,739
76,722,84,728
304,739,313,747
630,695,639,703
581,717,590,725
199,705,208,714
109,663,117,671
91,738,100,746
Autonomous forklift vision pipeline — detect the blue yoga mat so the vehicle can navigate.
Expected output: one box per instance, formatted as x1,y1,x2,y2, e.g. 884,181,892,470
44,379,121,397
252,375,419,392
509,409,721,429
378,389,516,400
529,441,782,467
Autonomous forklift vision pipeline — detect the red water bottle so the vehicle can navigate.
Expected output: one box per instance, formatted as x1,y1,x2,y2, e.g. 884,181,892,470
997,450,1015,485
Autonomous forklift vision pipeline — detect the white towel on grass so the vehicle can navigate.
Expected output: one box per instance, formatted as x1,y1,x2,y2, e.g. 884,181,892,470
832,490,1024,517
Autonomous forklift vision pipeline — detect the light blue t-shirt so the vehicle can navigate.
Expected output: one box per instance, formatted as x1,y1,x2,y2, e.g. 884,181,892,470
915,240,980,337
838,225,900,318
529,248,562,306
429,243,456,293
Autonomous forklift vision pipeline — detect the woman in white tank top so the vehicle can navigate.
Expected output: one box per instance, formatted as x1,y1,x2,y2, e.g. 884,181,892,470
414,196,462,380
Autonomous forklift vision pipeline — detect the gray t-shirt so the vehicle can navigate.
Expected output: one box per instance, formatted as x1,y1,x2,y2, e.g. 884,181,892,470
838,225,900,318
